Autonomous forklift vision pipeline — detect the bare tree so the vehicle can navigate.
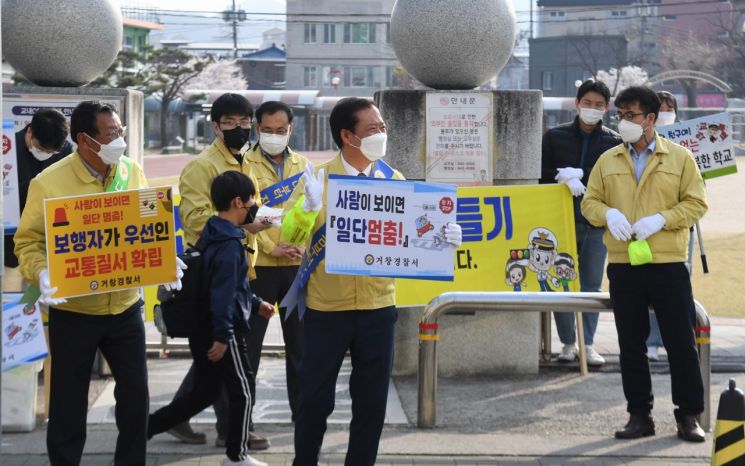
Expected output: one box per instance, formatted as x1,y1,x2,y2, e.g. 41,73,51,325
659,31,723,107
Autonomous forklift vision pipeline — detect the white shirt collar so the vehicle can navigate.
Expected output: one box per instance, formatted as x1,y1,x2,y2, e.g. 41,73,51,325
340,151,372,176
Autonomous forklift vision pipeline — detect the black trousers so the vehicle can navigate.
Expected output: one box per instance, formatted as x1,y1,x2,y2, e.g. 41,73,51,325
293,306,397,466
247,265,303,420
47,302,148,466
608,262,704,420
148,330,253,461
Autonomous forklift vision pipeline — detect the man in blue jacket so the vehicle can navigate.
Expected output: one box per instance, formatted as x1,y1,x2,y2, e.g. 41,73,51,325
147,171,275,466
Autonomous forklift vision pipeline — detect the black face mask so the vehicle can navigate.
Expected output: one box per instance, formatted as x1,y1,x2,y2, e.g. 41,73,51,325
222,127,251,151
243,203,259,225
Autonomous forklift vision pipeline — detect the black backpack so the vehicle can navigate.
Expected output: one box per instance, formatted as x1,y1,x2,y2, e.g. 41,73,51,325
154,245,210,338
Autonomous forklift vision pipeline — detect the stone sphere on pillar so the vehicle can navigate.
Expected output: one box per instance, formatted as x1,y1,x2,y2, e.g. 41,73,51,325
390,0,517,90
1,0,123,87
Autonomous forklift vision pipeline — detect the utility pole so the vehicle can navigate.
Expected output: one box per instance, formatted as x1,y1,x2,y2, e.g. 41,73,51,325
530,0,534,40
223,1,246,58
232,0,238,58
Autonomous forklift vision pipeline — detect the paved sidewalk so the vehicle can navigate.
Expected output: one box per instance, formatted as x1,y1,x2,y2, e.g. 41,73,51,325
5,312,744,464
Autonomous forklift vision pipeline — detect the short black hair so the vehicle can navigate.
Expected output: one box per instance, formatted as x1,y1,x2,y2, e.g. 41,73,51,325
576,79,611,104
656,91,678,114
210,171,256,211
70,101,118,144
30,108,69,151
211,93,254,124
614,86,661,120
255,101,294,125
329,97,374,149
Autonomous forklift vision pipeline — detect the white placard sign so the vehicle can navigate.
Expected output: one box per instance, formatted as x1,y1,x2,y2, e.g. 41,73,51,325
657,112,737,179
426,93,494,186
325,175,457,280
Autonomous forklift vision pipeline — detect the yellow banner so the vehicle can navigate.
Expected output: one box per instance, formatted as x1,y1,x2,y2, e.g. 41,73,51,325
44,186,177,298
396,184,579,306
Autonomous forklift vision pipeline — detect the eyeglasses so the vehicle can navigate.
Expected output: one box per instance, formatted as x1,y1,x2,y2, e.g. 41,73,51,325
88,127,127,143
219,120,252,130
614,112,646,122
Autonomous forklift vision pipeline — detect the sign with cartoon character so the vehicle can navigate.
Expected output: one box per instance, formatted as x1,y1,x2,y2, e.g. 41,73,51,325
2,292,48,371
396,184,578,306
657,112,737,179
325,175,457,280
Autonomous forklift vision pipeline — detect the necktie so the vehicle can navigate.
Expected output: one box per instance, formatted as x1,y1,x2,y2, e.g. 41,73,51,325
357,172,366,177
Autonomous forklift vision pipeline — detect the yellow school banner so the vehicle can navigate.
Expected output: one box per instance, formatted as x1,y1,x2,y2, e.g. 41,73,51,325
44,186,177,298
396,184,579,306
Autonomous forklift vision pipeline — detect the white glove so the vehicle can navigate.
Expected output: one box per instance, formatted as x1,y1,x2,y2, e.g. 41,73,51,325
38,269,67,306
444,222,462,248
301,165,325,212
555,167,583,184
564,177,586,197
163,257,187,292
605,208,633,242
632,213,666,241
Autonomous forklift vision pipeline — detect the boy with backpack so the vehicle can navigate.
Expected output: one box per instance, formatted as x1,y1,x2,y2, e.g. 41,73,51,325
148,171,275,466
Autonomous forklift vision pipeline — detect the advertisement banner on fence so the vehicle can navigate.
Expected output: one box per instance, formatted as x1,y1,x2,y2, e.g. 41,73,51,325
44,186,177,298
395,184,579,306
657,112,737,179
325,175,458,280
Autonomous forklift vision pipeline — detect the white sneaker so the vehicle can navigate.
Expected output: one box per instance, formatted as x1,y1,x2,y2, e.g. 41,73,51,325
647,346,659,361
557,344,578,362
585,345,605,366
221,456,268,466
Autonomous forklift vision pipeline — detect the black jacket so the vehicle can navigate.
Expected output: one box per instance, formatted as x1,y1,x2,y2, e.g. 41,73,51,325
540,116,622,224
196,216,262,343
5,126,73,267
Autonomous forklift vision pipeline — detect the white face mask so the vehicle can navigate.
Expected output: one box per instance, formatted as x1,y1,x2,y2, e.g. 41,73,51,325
351,132,387,161
29,145,55,162
259,132,290,155
87,134,127,165
618,119,645,144
578,107,605,126
656,111,676,127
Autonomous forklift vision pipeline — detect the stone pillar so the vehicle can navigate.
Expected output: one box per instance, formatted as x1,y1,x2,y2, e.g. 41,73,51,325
2,86,145,167
375,88,544,376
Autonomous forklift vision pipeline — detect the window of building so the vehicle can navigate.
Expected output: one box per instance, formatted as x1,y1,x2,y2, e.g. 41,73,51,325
350,66,368,87
123,36,134,49
541,71,553,91
663,14,677,20
386,23,391,43
304,24,317,43
343,23,376,43
611,10,627,17
303,66,318,87
323,23,336,43
549,11,566,18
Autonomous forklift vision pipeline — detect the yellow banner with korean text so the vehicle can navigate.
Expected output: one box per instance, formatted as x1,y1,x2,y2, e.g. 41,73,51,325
44,186,178,299
395,184,579,306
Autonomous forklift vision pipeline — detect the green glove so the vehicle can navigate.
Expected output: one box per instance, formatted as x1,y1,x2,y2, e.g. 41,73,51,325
628,239,653,266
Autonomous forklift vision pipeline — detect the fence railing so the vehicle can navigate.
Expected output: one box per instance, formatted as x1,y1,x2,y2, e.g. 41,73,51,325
417,291,711,431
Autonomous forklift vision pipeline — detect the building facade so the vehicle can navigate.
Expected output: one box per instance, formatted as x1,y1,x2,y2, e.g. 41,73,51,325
286,0,398,97
530,35,628,97
535,0,662,75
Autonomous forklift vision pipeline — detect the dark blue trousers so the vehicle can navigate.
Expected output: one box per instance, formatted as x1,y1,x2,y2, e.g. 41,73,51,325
293,306,397,466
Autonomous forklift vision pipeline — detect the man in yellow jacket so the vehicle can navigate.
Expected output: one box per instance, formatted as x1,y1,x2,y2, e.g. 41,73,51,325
165,93,271,450
14,101,151,465
245,101,308,427
581,86,708,443
281,98,462,466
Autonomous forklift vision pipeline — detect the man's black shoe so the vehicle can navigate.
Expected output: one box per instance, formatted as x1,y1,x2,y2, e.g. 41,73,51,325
614,414,655,439
677,415,705,442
